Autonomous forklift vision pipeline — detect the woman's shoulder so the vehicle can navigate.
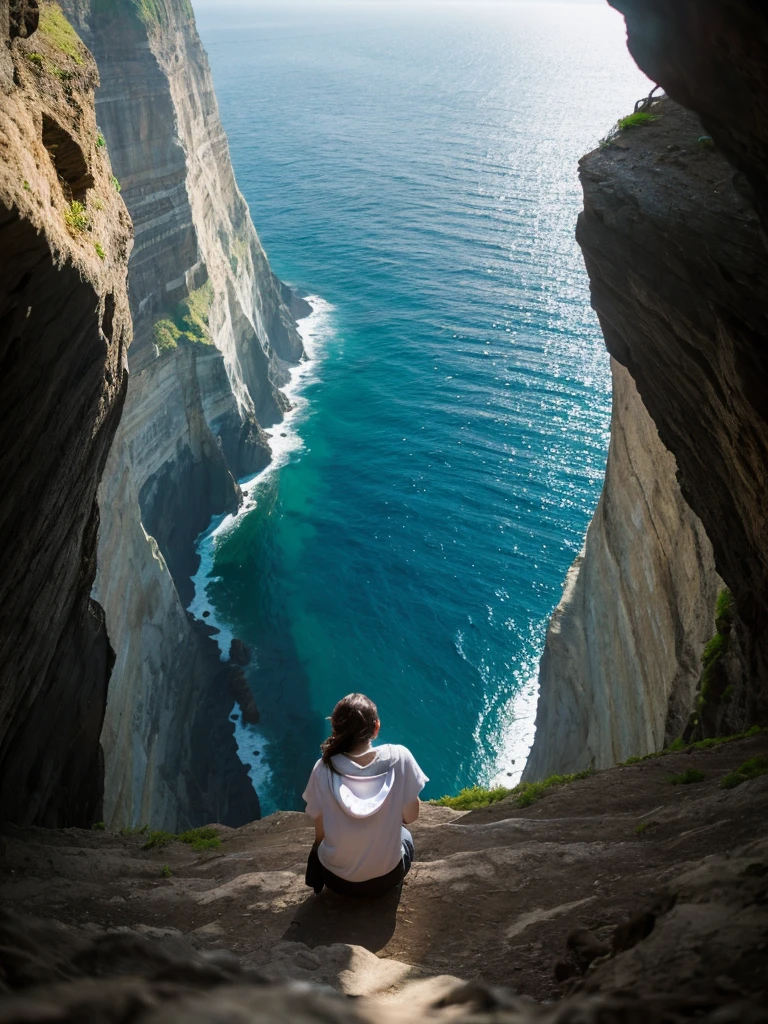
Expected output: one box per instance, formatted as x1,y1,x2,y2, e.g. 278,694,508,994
382,743,416,764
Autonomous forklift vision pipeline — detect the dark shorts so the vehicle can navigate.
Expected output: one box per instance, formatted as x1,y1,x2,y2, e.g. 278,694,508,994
305,827,415,898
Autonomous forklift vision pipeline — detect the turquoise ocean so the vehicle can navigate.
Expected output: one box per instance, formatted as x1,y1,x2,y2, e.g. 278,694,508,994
191,1,649,814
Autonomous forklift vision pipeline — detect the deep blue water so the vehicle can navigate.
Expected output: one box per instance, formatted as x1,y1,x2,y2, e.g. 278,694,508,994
192,2,649,814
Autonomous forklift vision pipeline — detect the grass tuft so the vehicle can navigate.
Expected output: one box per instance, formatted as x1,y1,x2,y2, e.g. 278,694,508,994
111,175,122,193
431,786,511,810
617,111,657,130
618,725,764,767
432,770,592,811
161,864,173,877
667,769,706,786
141,826,221,852
635,820,659,837
142,830,176,850
64,200,89,232
94,242,106,260
721,755,768,790
152,281,214,354
91,821,105,831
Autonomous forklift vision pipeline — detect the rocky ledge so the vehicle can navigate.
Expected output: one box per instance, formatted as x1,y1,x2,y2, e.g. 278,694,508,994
1,733,767,1021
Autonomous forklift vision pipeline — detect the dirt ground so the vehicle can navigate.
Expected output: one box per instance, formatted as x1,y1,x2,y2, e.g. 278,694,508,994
2,732,768,1015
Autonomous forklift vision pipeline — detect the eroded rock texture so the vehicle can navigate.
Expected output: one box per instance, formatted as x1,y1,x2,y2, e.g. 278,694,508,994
577,95,768,731
587,2,768,727
0,1,132,825
525,361,721,780
60,0,306,829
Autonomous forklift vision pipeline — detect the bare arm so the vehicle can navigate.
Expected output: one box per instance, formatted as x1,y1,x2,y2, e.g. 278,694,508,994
403,798,420,825
314,814,325,843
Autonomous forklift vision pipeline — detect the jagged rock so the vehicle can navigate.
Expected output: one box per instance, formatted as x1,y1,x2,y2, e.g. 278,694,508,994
8,0,38,39
0,5,131,827
229,640,252,667
230,670,260,725
566,930,611,971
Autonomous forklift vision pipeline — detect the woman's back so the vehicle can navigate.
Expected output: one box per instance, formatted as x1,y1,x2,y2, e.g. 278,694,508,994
303,742,427,883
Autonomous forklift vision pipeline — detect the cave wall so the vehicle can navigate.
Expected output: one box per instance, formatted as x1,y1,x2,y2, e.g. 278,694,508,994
0,0,132,826
577,90,768,730
60,0,307,829
593,1,768,724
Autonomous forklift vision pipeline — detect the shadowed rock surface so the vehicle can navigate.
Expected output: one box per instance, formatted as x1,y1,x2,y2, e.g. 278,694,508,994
589,4,768,723
0,0,132,826
1,735,767,1020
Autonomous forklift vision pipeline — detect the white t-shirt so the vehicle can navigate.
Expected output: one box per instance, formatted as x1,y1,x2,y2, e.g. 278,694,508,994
302,743,428,882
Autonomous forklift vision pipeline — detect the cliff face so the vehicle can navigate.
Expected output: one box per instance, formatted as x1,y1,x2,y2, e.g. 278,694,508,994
577,92,768,732
61,0,306,829
0,0,132,825
525,361,720,780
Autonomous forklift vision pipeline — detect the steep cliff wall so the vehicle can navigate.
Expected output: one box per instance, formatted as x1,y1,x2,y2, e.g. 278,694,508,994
61,0,307,829
0,0,132,825
577,92,768,732
525,361,720,779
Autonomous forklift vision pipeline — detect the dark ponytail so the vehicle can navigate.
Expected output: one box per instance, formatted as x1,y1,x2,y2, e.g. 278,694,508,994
321,693,379,774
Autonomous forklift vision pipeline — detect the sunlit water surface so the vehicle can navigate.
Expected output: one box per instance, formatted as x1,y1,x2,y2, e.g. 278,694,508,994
191,2,649,812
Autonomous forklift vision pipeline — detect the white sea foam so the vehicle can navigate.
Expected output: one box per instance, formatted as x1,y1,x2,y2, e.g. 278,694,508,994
188,296,334,805
487,673,539,789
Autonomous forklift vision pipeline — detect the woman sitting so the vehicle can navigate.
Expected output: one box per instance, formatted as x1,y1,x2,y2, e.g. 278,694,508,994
302,692,428,897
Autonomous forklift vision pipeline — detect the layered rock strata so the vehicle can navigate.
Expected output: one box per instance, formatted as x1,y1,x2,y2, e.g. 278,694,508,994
0,0,132,825
525,361,720,780
61,0,307,829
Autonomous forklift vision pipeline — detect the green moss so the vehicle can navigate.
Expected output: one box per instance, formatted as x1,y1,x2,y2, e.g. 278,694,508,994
178,281,214,344
119,824,149,836
23,180,31,192
153,319,180,352
64,200,89,232
617,111,657,130
721,755,768,790
38,3,85,65
667,769,706,785
91,821,105,831
111,175,122,193
432,770,592,811
96,133,106,149
94,242,106,260
161,864,173,877
698,588,734,713
25,52,44,65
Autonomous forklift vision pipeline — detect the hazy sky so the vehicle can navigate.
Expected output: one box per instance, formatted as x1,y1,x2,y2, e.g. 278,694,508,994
194,1,606,7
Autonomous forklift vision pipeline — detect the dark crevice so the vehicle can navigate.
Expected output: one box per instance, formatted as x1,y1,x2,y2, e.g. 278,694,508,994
41,116,94,202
